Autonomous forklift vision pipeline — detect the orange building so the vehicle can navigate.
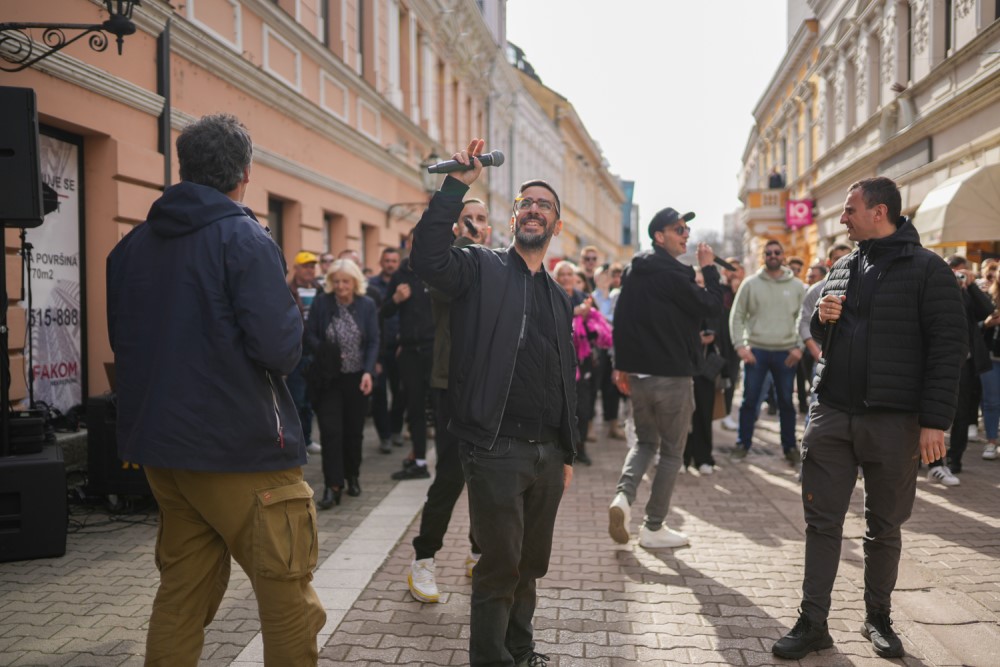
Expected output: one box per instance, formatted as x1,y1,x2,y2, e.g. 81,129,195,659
0,0,507,409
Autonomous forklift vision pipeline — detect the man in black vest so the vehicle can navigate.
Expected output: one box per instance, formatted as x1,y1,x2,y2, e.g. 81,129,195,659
772,176,967,660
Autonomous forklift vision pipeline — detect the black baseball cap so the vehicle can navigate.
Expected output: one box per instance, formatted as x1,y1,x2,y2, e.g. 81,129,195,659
648,208,695,240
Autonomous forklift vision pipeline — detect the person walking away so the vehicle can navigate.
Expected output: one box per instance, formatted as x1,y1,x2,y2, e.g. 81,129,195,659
107,113,325,666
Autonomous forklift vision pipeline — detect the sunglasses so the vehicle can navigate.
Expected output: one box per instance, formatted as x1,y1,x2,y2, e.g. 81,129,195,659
765,250,783,257
583,256,598,262
669,224,691,235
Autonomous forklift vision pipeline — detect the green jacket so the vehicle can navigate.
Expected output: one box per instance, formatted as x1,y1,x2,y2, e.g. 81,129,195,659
729,266,806,351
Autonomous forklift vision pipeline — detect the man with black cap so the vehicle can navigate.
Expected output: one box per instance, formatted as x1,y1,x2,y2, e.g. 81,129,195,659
608,207,722,549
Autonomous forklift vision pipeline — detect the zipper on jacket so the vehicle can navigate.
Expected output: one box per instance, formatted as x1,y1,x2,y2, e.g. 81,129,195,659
266,371,285,448
489,273,528,448
862,264,892,408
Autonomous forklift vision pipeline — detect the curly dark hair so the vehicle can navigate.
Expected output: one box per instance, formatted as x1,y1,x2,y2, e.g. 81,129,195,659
176,114,253,193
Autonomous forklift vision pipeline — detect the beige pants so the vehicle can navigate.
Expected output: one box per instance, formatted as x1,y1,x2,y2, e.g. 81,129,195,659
144,466,326,667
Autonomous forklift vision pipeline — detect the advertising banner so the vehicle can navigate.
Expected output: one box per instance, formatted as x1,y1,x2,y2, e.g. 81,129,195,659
25,135,83,413
786,199,814,230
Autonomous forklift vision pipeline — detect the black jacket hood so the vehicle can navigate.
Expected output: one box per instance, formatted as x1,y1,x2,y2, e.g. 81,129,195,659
147,181,254,238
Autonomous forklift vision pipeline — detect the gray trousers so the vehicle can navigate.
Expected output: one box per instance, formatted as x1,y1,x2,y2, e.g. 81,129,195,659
800,403,921,623
615,375,695,530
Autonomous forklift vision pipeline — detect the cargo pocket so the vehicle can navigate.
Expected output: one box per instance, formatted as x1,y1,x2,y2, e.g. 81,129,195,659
254,480,318,580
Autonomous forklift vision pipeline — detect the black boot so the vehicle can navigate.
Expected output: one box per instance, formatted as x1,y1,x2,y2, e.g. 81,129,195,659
318,487,341,510
346,476,361,497
772,612,833,659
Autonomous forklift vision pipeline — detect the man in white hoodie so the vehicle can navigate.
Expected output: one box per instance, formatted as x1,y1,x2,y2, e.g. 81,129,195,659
729,240,806,463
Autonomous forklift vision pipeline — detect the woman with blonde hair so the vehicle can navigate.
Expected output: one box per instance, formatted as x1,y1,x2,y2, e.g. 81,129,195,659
305,258,379,509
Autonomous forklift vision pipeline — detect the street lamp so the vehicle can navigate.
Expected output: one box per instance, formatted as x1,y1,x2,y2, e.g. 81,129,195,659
0,0,141,73
385,152,440,228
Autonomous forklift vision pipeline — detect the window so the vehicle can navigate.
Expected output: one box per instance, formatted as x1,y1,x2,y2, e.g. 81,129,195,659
944,0,952,54
319,0,329,47
904,1,913,82
267,197,285,248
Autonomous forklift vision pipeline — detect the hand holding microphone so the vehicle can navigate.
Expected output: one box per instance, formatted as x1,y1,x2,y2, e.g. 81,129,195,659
430,139,489,188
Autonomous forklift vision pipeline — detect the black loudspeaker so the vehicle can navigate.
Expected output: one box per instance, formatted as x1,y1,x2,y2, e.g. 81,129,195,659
86,395,151,497
0,445,68,562
0,86,44,228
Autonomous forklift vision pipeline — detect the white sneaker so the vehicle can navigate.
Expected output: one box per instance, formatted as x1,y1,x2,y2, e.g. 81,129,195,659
968,425,980,441
721,416,738,431
407,558,439,603
608,492,631,544
638,525,689,549
927,465,960,487
984,443,998,460
698,464,714,475
465,552,480,578
305,441,322,454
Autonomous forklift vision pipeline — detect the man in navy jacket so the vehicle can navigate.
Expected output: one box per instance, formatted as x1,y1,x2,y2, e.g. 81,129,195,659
107,114,325,666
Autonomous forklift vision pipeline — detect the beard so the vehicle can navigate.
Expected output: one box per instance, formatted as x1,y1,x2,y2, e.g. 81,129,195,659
514,214,553,250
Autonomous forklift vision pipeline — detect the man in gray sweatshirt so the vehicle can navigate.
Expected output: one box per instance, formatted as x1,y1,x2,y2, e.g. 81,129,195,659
729,240,806,463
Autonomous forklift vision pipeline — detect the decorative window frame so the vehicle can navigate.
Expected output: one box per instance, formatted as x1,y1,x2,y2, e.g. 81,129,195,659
263,24,303,92
185,0,243,53
356,98,382,142
319,70,349,122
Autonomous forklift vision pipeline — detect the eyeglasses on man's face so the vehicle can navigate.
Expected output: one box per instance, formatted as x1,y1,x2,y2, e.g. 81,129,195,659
765,250,783,257
669,224,691,236
514,197,555,213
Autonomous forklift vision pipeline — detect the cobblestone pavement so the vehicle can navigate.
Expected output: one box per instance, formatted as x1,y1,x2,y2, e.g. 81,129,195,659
2,411,1000,666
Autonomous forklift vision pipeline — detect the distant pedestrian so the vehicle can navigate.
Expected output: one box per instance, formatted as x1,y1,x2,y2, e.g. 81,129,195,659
608,207,722,549
287,250,323,454
728,240,806,464
411,139,578,667
306,259,379,507
369,247,407,452
772,176,967,660
579,244,600,291
406,198,491,604
383,246,436,481
107,113,325,665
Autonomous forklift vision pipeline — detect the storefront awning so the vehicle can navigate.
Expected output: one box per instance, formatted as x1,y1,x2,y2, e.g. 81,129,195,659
913,164,1000,246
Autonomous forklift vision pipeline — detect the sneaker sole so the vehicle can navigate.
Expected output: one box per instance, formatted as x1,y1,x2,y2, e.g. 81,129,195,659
861,625,904,658
608,506,630,544
407,575,439,603
771,634,834,659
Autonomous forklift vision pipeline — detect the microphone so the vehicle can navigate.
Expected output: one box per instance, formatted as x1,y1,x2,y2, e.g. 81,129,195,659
713,257,735,272
427,150,505,173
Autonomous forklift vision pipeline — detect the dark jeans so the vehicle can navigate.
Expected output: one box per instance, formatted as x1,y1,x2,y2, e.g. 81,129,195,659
314,371,368,489
286,354,313,443
461,438,564,667
796,349,814,413
738,348,797,452
399,345,433,459
413,389,480,560
598,349,621,421
800,403,920,624
372,354,405,440
684,375,717,468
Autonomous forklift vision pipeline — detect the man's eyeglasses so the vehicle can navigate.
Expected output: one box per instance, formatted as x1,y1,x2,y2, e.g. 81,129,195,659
764,250,783,257
514,197,556,213
669,224,690,236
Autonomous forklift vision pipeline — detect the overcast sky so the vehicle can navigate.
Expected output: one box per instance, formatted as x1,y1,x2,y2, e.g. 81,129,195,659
506,0,789,246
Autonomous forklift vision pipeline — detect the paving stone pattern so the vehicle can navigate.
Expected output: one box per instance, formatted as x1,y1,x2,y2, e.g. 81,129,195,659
2,412,999,666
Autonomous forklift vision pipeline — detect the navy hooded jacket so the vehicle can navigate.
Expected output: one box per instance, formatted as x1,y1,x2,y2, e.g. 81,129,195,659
107,181,306,472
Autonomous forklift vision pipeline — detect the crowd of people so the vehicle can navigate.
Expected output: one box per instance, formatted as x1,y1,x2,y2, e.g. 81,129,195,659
107,118,996,666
